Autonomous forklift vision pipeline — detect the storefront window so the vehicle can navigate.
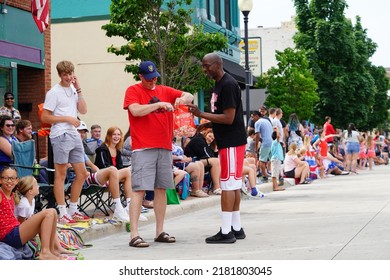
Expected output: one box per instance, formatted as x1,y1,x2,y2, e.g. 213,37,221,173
0,67,12,97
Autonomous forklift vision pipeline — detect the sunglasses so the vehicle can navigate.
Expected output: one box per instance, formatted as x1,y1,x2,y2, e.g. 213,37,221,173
5,97,14,100
5,124,15,127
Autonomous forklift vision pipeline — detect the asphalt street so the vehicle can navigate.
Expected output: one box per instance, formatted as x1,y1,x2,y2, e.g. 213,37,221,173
79,164,390,260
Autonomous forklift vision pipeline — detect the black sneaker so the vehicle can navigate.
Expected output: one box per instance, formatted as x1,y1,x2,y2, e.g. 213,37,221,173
205,229,236,244
231,227,246,239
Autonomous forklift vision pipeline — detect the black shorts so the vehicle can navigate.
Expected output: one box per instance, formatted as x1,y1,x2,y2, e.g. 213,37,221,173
284,168,295,178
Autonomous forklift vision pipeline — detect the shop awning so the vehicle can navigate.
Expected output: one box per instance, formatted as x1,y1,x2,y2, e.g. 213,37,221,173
222,58,258,88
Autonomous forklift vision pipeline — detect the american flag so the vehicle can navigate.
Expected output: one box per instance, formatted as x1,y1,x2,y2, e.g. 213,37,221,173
31,0,49,33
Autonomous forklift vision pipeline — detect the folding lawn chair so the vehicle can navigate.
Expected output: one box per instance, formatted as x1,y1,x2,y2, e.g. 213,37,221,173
105,182,127,211
65,167,112,217
10,139,56,211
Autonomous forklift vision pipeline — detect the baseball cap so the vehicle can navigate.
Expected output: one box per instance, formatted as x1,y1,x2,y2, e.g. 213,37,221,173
260,105,268,111
76,121,89,132
138,61,160,80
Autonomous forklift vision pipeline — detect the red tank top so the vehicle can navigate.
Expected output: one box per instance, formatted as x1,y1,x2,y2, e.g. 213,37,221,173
319,140,328,157
0,191,20,241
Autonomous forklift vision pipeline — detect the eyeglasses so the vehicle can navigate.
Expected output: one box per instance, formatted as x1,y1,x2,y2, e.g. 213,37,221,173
5,97,14,100
1,176,18,182
201,61,218,69
5,124,15,128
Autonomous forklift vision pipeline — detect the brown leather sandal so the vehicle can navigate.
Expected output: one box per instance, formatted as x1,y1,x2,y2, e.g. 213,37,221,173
129,236,149,248
154,232,176,243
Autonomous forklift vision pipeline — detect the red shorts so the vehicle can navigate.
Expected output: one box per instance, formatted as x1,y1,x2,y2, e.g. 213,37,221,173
219,145,245,191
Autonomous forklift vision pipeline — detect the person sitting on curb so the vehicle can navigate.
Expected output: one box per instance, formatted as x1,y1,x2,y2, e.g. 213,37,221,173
14,176,75,258
0,167,62,260
241,159,266,197
284,143,311,184
312,129,347,176
172,139,209,198
184,124,222,195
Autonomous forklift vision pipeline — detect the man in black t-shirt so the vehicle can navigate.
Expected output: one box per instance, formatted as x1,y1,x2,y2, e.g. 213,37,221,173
188,53,247,244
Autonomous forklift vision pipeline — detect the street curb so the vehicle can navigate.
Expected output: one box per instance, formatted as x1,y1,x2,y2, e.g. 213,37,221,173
80,180,295,242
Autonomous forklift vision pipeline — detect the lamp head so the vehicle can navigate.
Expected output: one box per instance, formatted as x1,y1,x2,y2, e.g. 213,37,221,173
238,0,253,12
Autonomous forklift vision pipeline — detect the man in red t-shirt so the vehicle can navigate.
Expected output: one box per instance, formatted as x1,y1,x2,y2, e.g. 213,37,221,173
323,116,336,147
123,61,193,248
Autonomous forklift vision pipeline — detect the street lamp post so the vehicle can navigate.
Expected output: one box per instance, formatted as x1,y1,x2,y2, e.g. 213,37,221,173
238,0,253,125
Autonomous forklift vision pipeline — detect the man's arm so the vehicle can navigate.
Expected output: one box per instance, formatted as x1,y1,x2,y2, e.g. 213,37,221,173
255,132,262,154
128,102,173,117
76,95,87,114
41,109,80,127
73,75,87,115
86,158,99,173
0,138,12,157
188,104,236,125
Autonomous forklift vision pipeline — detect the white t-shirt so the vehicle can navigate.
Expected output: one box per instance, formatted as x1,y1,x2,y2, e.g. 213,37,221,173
14,196,35,219
284,153,298,172
343,130,360,143
43,83,79,138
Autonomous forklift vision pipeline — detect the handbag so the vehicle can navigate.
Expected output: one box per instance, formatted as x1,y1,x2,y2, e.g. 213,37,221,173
166,188,180,205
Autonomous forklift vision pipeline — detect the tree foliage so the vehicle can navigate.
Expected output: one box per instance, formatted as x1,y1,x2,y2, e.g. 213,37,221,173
102,0,228,92
366,65,390,131
261,48,319,120
293,0,389,129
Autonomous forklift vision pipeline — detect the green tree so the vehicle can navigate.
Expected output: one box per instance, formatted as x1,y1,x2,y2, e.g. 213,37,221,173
102,0,227,92
293,0,382,129
260,48,319,121
365,65,390,131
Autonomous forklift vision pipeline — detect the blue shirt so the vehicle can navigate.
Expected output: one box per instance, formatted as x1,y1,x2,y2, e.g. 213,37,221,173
254,118,273,148
271,140,284,161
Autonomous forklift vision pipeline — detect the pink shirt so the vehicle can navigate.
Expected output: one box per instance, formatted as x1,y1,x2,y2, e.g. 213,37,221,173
284,153,298,172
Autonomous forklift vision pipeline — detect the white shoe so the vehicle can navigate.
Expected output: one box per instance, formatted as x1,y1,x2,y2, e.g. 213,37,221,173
139,214,148,222
241,182,250,195
125,205,148,222
113,208,130,222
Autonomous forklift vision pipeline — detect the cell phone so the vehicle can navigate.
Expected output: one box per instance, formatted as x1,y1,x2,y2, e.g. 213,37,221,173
149,96,160,104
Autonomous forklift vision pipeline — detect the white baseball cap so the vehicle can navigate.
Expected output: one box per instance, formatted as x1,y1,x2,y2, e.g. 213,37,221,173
76,121,89,132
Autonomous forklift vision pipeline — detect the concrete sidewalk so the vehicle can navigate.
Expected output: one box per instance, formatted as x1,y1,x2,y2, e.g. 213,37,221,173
79,164,390,260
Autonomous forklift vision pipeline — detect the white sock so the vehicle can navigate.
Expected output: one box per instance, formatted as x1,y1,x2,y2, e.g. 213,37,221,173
58,205,67,217
231,211,242,231
113,198,123,211
221,212,233,234
68,202,78,216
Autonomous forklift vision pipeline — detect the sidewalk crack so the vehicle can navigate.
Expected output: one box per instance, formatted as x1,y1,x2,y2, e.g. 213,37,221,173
331,200,390,260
